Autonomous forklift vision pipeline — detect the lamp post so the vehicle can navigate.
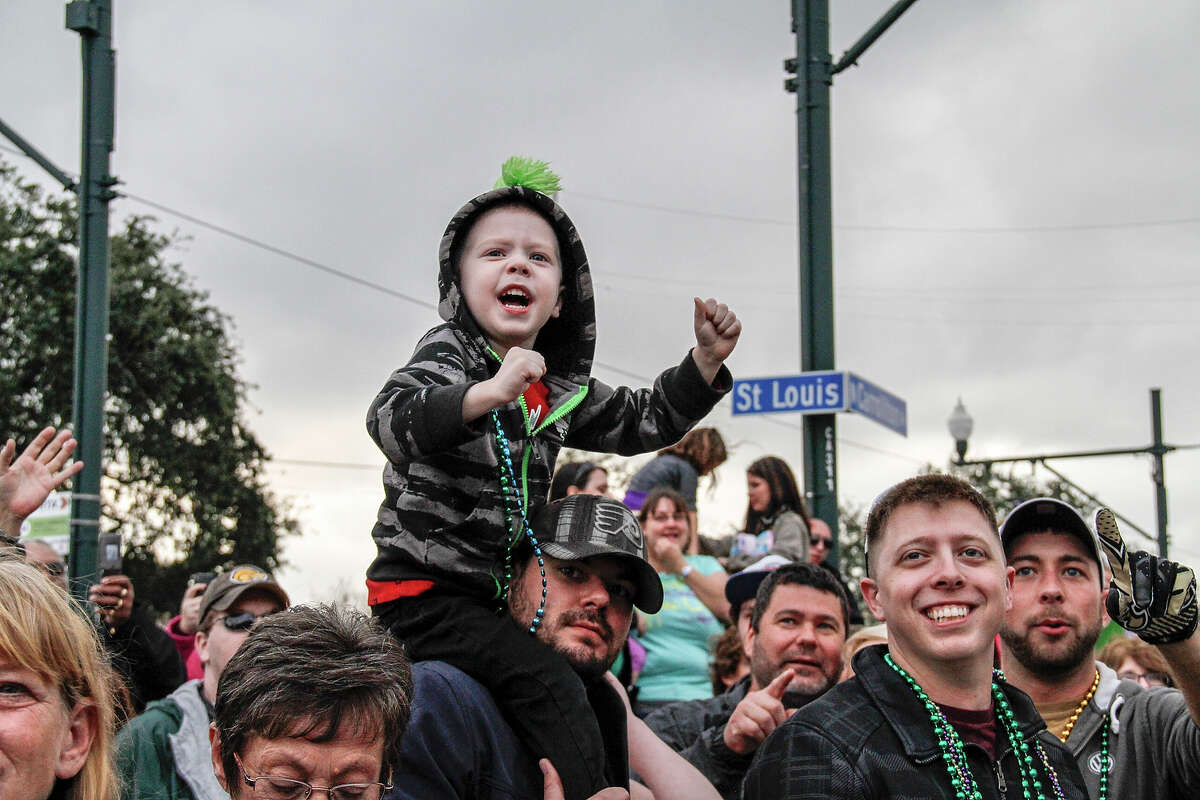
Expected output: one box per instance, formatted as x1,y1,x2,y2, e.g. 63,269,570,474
947,397,973,463
947,390,1176,558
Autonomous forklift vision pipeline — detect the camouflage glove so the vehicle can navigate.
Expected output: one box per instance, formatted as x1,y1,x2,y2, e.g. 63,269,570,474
1096,508,1197,645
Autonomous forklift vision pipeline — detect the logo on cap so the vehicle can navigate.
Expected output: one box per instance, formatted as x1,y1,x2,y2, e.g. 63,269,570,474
229,566,269,583
595,502,642,549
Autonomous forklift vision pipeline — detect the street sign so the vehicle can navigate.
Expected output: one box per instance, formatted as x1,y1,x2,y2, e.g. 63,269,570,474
846,372,907,436
19,490,71,555
732,371,846,415
733,370,907,437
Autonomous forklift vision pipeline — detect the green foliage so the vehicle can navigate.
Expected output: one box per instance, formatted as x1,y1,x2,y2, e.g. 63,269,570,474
493,156,563,194
0,161,298,613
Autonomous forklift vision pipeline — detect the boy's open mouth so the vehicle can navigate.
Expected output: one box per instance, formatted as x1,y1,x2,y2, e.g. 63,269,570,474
499,286,532,310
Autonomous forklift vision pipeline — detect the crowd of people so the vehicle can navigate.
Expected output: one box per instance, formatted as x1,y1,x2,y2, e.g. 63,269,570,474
2,161,1199,799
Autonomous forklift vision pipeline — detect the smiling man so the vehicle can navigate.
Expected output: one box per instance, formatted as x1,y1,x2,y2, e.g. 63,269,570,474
645,563,848,799
391,494,720,800
999,498,1200,799
744,474,1087,800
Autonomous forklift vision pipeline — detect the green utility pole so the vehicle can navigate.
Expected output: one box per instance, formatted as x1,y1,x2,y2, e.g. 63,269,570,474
1150,388,1169,558
65,0,117,599
785,0,918,567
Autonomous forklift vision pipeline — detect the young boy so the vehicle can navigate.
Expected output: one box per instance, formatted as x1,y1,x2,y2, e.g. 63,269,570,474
367,158,739,799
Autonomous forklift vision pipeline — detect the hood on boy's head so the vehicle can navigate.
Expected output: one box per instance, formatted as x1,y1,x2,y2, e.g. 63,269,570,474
438,183,597,386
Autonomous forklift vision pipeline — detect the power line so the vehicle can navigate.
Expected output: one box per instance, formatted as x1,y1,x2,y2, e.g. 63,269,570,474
118,192,438,311
565,190,1200,234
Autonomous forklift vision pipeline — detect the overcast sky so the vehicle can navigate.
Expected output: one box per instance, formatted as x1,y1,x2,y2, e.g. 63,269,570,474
4,1,1200,604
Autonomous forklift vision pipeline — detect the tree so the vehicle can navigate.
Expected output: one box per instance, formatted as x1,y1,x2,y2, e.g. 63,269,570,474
0,161,298,613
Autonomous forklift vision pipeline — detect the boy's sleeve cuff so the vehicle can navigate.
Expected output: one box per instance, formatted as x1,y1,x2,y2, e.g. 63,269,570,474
666,351,732,418
414,381,484,452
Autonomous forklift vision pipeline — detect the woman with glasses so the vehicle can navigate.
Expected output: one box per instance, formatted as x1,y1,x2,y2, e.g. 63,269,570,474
1098,637,1176,688
0,556,118,800
727,456,811,572
211,604,412,800
634,487,730,715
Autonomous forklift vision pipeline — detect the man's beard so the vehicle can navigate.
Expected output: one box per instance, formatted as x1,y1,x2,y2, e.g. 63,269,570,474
1000,609,1102,679
510,585,619,681
546,608,619,681
750,643,840,703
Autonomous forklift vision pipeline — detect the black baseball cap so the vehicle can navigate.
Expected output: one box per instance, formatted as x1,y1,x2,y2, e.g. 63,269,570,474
198,564,290,623
1000,498,1104,585
529,495,663,613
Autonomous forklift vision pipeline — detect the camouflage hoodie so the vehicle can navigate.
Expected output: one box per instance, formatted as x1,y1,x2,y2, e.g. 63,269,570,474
366,185,730,600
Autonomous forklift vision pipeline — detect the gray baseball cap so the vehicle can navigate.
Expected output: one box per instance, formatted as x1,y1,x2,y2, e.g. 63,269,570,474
1000,498,1105,585
529,495,663,613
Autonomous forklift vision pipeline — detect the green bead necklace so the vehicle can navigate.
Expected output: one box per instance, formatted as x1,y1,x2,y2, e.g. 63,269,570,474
491,409,547,634
885,654,1067,800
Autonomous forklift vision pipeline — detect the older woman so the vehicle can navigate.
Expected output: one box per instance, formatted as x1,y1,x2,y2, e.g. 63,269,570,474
211,604,412,800
634,487,729,714
0,556,117,800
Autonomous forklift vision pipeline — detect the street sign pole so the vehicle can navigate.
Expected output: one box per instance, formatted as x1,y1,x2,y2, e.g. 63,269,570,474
789,0,839,560
786,0,919,568
65,0,117,599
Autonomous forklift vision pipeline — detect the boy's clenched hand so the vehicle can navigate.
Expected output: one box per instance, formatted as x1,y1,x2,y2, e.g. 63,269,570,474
691,296,741,384
462,347,547,423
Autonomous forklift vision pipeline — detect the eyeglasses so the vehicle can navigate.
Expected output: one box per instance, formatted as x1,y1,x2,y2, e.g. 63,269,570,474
809,536,833,548
1118,670,1172,688
237,755,392,800
220,610,278,632
649,512,687,524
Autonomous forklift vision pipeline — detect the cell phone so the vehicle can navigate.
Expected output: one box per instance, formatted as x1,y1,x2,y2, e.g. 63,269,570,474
188,571,216,587
97,532,123,576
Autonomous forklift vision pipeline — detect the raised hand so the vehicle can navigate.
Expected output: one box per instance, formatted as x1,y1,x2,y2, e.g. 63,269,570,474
692,297,741,380
1096,507,1197,645
0,427,84,528
90,574,134,626
723,667,797,755
490,347,547,404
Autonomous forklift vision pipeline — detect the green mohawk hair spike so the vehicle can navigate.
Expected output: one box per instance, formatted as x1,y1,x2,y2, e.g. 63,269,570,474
493,156,563,194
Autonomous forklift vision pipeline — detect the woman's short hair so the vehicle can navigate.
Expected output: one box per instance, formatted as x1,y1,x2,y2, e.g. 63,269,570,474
1097,636,1174,684
213,604,414,786
0,556,117,800
659,427,728,477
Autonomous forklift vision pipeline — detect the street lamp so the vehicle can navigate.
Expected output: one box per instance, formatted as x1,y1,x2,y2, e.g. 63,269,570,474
945,390,1180,558
947,397,973,463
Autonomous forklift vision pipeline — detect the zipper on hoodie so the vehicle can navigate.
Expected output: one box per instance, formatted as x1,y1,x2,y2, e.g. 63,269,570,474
519,386,590,511
993,761,1006,794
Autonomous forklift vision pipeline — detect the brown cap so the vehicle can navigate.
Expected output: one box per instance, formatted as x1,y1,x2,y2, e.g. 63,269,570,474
198,564,290,622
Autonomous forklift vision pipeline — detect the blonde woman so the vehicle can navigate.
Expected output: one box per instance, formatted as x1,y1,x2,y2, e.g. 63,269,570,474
0,556,118,800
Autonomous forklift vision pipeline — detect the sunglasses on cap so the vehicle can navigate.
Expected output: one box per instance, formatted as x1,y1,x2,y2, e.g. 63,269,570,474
219,610,279,632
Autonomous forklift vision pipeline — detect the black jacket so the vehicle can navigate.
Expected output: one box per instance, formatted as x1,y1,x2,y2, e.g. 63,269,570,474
98,600,186,715
367,185,729,597
743,645,1088,800
644,677,751,800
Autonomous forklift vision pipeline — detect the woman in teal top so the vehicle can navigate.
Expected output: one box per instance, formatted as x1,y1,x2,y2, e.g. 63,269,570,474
633,487,730,714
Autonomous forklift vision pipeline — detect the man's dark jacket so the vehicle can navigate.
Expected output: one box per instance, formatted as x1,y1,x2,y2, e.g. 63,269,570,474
643,677,751,799
743,645,1088,800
